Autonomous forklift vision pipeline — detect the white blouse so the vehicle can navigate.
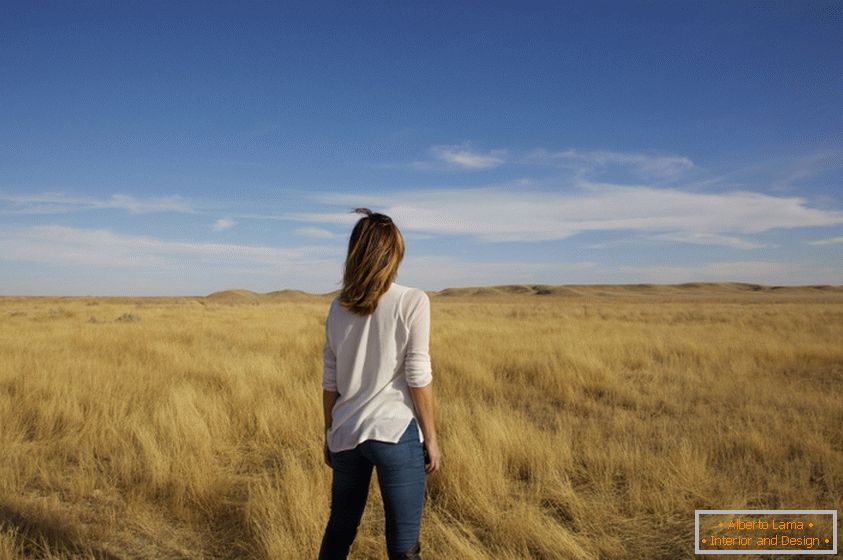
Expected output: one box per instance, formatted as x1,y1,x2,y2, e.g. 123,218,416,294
322,281,433,453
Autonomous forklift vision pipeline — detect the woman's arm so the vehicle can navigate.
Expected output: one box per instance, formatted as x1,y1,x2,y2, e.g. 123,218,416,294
322,303,338,467
409,384,436,444
322,389,340,468
323,389,338,432
404,290,440,473
409,383,441,474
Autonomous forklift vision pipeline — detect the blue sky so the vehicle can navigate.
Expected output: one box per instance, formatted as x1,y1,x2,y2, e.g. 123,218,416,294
1,1,841,295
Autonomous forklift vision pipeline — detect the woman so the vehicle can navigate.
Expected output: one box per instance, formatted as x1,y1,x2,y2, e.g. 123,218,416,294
319,208,441,560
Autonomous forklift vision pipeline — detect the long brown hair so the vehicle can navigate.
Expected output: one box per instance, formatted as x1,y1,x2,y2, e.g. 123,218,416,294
338,208,405,316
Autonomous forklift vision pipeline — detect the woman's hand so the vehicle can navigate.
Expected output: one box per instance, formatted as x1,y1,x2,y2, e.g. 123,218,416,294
323,438,332,468
423,440,441,474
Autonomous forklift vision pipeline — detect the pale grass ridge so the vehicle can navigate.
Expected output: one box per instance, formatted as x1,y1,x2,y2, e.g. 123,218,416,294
0,286,841,559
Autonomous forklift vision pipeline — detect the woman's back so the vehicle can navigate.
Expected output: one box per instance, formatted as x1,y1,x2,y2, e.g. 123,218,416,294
323,281,433,453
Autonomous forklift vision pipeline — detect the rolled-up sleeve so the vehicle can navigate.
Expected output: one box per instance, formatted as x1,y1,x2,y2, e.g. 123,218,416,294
404,290,433,387
322,309,337,391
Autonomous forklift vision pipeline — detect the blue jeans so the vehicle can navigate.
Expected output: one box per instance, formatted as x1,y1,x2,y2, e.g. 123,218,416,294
319,418,426,559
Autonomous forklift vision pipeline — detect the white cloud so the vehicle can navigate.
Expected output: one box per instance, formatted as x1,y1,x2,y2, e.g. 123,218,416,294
614,261,842,286
288,183,843,243
0,225,342,269
403,144,695,179
0,224,348,296
643,232,771,250
396,255,599,291
213,218,237,231
806,236,843,246
0,191,195,214
399,257,842,288
524,148,694,178
294,227,335,239
106,194,194,214
428,144,507,170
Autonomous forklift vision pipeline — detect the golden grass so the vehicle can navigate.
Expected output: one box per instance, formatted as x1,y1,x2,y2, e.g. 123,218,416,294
0,285,841,559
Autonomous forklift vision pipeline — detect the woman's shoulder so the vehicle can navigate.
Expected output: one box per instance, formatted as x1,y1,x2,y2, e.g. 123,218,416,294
395,286,430,324
393,283,428,302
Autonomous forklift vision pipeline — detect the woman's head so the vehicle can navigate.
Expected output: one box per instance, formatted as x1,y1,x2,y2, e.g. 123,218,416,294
339,208,405,316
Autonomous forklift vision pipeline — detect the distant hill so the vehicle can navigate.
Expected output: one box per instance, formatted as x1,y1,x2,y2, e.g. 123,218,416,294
205,289,263,303
436,284,581,297
2,282,839,301
264,289,315,302
205,288,330,303
201,282,843,302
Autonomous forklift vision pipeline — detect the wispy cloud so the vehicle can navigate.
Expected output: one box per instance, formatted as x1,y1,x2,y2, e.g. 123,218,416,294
615,261,842,285
523,148,695,179
806,236,843,246
0,225,342,269
404,257,842,287
294,226,335,239
396,255,599,290
0,191,195,215
643,232,771,250
679,148,843,195
213,218,237,231
289,183,843,244
769,149,843,192
419,144,507,170
406,144,694,179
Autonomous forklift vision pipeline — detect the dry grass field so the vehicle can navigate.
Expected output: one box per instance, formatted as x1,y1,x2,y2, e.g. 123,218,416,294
0,283,841,559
